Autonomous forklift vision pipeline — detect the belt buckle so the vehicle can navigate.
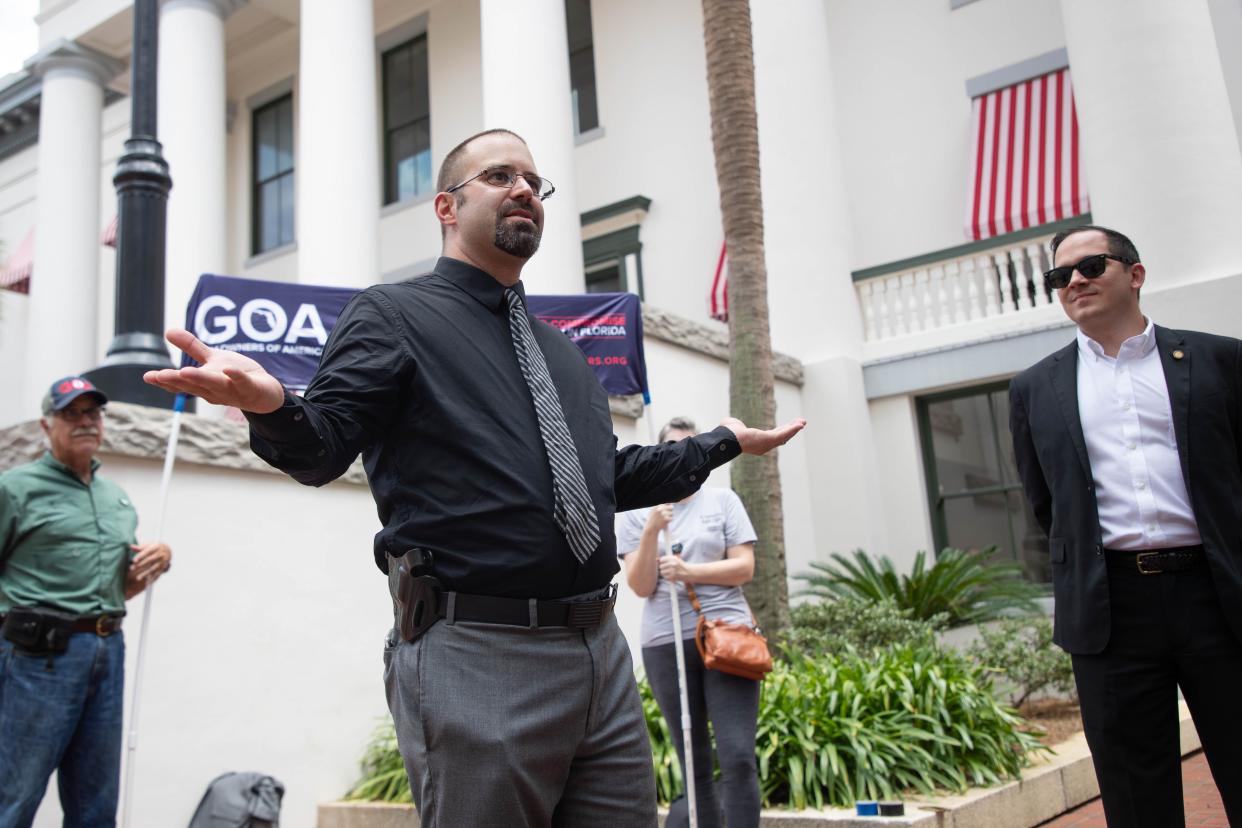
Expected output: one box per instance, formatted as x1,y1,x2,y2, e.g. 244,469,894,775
1135,552,1161,575
95,616,114,636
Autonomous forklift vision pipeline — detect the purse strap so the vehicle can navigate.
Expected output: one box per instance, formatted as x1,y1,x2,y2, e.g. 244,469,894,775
680,580,761,632
683,582,704,615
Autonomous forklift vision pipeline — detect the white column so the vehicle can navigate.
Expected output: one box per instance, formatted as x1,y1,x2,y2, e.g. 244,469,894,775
749,1,890,566
1061,0,1242,285
298,0,380,287
479,0,584,294
23,41,122,409
159,0,241,332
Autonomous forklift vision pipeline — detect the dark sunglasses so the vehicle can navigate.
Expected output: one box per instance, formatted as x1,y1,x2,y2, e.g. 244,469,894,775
1044,253,1134,290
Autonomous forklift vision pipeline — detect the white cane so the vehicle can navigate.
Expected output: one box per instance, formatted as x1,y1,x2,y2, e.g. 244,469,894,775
120,392,185,828
662,530,699,828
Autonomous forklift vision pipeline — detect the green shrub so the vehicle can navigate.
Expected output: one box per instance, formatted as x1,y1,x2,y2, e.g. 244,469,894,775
639,646,1045,808
343,722,411,803
781,597,946,659
348,647,1047,810
795,547,1044,626
639,670,684,803
754,646,1045,808
966,616,1075,708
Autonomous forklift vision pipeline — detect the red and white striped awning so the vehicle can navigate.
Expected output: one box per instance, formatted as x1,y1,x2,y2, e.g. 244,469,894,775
964,67,1090,241
0,228,34,294
102,214,118,247
708,240,728,322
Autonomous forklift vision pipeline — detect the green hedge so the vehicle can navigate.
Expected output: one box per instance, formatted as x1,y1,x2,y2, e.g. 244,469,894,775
643,645,1046,809
347,644,1047,810
781,597,946,659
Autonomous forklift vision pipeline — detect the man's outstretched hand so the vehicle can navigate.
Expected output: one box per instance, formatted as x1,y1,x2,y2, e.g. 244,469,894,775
143,329,286,413
721,417,807,455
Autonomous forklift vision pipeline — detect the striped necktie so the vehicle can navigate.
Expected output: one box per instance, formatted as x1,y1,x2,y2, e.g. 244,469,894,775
505,288,602,564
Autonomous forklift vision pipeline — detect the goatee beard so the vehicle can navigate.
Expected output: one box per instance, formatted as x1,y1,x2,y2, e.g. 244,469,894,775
494,206,542,258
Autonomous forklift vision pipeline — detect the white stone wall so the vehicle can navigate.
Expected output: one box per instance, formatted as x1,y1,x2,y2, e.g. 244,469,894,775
31,457,389,828
826,0,1068,269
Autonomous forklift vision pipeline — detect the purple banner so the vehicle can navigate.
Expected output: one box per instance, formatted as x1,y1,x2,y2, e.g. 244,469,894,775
183,274,358,391
527,292,649,400
184,274,650,400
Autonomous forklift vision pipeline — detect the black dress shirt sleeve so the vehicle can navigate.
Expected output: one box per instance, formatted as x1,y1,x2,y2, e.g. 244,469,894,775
614,425,741,511
246,290,415,486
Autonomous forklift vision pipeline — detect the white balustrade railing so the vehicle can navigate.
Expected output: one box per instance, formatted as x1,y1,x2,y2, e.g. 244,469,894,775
857,233,1057,343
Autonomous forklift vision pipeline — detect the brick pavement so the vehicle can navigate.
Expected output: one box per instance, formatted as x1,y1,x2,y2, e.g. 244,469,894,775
1039,750,1228,826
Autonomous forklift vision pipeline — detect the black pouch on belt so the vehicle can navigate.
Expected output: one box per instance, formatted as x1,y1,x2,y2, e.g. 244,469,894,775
387,548,442,642
1,606,75,655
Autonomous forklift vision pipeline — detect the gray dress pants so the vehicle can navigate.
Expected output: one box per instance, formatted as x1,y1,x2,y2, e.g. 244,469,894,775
383,612,657,827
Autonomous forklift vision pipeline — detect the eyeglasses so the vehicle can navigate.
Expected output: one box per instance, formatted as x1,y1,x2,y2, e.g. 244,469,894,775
1044,253,1134,290
445,167,556,201
56,406,106,423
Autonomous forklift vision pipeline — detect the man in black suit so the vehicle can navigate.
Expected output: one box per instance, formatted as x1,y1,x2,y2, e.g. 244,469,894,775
1009,225,1242,827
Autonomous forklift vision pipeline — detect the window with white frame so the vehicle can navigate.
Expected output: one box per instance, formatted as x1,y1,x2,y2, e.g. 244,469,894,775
565,0,600,134
252,94,295,255
382,34,432,204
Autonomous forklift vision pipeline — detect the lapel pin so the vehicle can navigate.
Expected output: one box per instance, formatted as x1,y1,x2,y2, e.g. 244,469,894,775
1172,349,1185,360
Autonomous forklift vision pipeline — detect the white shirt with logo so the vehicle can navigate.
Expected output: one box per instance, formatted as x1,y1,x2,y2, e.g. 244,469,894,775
617,486,757,648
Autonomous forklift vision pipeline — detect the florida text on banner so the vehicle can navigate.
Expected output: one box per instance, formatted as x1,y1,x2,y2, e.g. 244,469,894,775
526,292,648,399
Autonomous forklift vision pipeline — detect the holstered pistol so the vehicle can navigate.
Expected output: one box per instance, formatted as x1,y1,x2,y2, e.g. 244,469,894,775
388,548,442,642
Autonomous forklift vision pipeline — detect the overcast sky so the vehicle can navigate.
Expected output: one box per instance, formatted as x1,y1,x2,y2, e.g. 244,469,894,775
0,0,39,78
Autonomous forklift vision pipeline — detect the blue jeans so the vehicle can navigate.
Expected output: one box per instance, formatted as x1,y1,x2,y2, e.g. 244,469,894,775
0,631,125,828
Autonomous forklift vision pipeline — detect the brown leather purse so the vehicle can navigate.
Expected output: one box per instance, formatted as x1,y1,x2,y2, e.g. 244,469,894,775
684,584,773,681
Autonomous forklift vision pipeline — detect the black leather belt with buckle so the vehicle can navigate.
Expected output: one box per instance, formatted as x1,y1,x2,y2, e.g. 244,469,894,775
1108,546,1205,575
435,584,617,629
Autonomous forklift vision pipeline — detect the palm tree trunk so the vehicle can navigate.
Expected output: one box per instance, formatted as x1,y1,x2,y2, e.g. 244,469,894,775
701,0,790,636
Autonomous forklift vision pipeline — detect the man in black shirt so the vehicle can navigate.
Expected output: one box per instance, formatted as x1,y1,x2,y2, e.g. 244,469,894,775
145,128,804,826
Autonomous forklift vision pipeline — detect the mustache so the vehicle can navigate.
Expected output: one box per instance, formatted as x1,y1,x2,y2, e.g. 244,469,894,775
71,427,100,438
500,200,536,219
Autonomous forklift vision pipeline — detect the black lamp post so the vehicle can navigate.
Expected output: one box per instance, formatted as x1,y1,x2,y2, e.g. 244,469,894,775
84,0,177,409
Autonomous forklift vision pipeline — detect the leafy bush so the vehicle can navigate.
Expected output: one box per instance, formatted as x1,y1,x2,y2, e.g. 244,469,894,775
347,644,1048,810
781,597,947,659
639,670,684,803
967,616,1075,708
641,646,1045,809
754,647,1045,808
344,722,411,803
795,547,1044,626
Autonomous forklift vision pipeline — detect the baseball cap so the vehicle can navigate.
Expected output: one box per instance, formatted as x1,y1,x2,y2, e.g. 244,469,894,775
42,376,109,416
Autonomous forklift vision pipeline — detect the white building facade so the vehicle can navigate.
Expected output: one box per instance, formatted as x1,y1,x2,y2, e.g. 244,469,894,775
1,0,1241,824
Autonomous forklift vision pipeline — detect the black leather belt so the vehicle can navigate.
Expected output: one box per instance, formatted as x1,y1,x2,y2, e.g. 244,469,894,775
0,613,123,635
1106,545,1205,575
435,585,616,629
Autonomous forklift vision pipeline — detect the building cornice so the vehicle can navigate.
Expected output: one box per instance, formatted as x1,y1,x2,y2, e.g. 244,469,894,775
0,404,368,486
23,38,125,87
643,305,804,386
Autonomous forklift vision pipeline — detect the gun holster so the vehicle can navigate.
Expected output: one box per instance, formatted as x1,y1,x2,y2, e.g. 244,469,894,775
387,548,442,642
2,606,75,659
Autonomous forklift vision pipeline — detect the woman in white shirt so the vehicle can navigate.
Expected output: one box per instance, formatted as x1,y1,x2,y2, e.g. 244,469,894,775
618,416,761,828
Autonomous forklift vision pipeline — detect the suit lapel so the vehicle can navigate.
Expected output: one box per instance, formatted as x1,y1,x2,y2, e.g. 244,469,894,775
1049,341,1092,478
1155,325,1192,492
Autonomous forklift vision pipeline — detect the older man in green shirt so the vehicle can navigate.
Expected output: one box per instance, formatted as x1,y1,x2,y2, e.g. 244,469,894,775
0,376,172,828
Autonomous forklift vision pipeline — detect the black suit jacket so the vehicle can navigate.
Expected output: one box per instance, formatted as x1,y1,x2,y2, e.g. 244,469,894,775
1009,325,1242,654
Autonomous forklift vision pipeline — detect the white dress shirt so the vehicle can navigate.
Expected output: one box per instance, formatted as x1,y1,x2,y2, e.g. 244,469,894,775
1076,318,1201,550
